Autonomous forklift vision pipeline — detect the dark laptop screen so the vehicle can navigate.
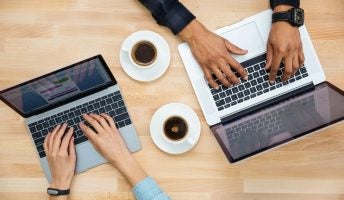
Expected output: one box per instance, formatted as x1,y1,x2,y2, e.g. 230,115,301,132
0,56,112,116
212,82,344,163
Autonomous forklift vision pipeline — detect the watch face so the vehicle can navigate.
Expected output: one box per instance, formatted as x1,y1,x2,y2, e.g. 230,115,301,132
293,8,304,26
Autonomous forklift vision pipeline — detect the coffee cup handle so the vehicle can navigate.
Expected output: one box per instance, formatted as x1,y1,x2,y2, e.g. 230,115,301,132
187,137,195,145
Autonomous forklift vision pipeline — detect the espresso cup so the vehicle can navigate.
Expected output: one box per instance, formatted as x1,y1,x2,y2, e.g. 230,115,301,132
123,40,158,68
162,115,195,145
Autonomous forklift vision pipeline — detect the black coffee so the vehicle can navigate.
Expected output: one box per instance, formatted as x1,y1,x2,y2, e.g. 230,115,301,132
132,41,157,66
163,116,188,141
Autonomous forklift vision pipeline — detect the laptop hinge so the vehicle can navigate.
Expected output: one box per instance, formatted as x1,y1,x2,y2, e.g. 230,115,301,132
221,82,315,124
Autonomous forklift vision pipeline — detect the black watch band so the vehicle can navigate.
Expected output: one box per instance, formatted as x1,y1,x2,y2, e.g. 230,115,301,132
272,8,304,27
272,11,291,23
47,188,70,196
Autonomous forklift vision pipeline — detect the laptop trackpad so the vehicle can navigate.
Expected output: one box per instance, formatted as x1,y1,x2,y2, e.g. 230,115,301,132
221,22,265,61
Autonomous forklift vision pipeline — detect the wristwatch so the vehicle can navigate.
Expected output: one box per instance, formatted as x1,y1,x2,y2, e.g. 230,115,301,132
47,188,70,196
272,7,304,27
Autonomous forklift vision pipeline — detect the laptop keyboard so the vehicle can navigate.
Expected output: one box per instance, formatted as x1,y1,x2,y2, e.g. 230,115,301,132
209,53,309,111
28,91,132,158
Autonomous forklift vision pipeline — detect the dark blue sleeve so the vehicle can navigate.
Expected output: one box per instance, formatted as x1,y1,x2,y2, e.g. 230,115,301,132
270,0,300,9
138,0,195,35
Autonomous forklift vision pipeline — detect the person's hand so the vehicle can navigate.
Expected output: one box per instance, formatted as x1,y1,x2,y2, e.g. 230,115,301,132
79,113,131,166
179,20,248,89
44,123,76,190
79,113,147,186
265,5,305,83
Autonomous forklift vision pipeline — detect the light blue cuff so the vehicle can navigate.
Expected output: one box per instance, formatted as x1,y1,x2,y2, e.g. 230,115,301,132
132,176,170,200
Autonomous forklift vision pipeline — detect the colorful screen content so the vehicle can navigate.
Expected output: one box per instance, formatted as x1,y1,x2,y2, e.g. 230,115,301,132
1,57,112,115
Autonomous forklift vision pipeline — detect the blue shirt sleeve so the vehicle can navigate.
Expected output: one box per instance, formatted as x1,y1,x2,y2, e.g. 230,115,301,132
138,0,195,35
132,176,171,200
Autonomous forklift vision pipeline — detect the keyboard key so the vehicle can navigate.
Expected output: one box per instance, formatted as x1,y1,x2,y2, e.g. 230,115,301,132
244,89,250,96
237,92,244,98
124,119,132,126
257,91,263,96
115,113,129,122
225,97,231,103
270,85,276,90
111,103,118,109
238,85,244,91
250,93,257,98
276,83,283,88
112,94,122,102
251,79,257,86
253,72,259,78
218,106,224,111
49,120,56,127
263,82,269,88
99,107,106,113
216,100,225,107
231,101,237,106
244,96,250,101
263,89,269,93
36,124,43,131
100,100,106,106
39,151,46,158
219,92,226,98
256,85,263,91
56,117,62,124
244,82,251,88
247,67,254,73
34,137,44,145
106,98,113,104
257,77,264,83
116,107,126,115
32,132,42,140
94,103,100,109
74,136,88,145
232,87,238,93
250,87,257,93
67,120,74,126
259,62,266,69
118,100,124,107
238,99,243,103
109,110,116,117
300,67,307,74
254,64,260,70
225,90,232,96
224,104,230,108
119,121,126,128
68,112,75,119
248,74,253,80
105,105,112,112
37,145,44,152
259,69,265,76
29,126,36,133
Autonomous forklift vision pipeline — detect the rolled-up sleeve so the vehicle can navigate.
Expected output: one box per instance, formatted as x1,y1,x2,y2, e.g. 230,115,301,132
270,0,300,9
138,0,196,35
132,176,170,200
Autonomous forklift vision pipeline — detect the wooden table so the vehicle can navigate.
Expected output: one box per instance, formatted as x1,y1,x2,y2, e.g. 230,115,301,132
1,0,344,199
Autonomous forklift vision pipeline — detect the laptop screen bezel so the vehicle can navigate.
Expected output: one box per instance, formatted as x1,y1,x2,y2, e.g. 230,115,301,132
0,55,117,118
211,81,344,163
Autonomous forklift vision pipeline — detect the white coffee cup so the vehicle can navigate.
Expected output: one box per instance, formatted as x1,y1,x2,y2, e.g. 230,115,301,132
122,40,158,69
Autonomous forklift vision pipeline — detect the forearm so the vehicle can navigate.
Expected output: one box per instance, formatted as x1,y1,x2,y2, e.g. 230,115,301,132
115,156,148,186
178,19,208,44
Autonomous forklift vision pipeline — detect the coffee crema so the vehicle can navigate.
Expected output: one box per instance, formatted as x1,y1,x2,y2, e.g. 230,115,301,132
131,41,157,66
163,116,188,141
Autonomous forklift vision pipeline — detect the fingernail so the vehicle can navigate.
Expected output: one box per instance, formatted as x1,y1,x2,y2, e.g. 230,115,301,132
244,76,248,80
215,86,219,90
269,80,275,84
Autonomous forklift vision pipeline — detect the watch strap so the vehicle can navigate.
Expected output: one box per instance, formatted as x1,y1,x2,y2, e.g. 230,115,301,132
47,188,70,196
272,11,291,23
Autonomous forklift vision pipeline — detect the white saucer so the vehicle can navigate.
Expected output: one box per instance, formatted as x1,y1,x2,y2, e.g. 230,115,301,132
150,103,201,154
119,30,171,82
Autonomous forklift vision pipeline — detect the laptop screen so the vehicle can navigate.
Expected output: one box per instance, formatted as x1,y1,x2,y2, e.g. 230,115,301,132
0,56,113,117
211,82,344,163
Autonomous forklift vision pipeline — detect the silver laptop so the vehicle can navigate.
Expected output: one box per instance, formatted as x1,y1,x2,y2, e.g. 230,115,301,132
178,10,344,162
0,55,141,181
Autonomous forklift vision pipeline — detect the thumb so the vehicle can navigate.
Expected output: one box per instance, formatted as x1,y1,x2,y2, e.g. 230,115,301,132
225,40,247,55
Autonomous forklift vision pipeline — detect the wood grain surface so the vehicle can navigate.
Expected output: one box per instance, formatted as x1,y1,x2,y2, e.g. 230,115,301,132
0,0,344,199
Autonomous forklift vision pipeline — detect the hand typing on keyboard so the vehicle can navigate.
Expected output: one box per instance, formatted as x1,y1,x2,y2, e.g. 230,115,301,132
79,113,147,186
179,20,248,89
265,5,305,84
43,123,76,191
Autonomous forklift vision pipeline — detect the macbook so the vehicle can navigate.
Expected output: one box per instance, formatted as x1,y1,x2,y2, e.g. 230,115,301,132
178,10,344,162
0,55,142,180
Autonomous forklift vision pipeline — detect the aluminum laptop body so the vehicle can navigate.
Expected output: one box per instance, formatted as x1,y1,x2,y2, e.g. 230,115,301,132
0,55,142,181
178,10,344,163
